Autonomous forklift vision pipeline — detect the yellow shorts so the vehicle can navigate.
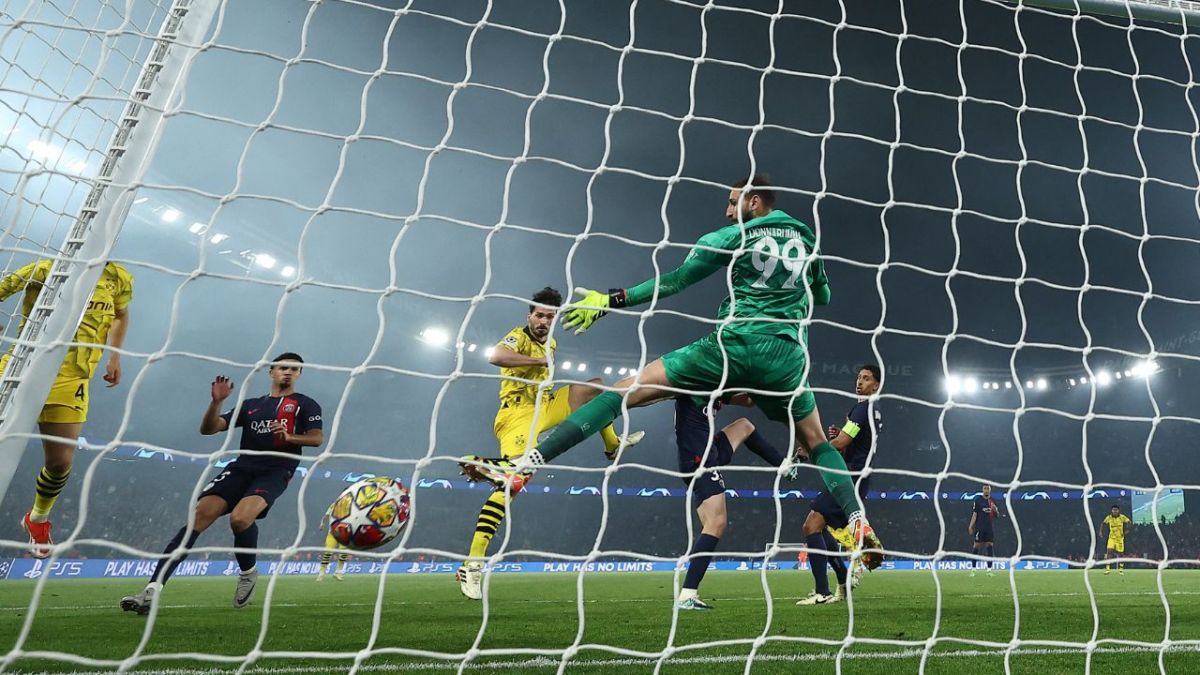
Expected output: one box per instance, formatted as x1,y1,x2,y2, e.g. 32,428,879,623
324,531,346,550
0,354,89,424
1107,539,1124,553
493,386,571,458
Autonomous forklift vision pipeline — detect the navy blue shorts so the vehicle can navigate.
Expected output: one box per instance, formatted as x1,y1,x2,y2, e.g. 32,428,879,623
675,397,733,504
973,529,994,544
199,466,292,519
810,478,871,530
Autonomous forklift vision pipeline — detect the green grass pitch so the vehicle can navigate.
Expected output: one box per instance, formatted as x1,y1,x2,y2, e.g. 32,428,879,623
1,569,1198,674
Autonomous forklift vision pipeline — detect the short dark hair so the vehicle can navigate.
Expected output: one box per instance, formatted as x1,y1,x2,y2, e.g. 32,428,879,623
732,174,776,209
271,352,304,370
858,364,882,382
1111,504,1120,510
530,286,562,313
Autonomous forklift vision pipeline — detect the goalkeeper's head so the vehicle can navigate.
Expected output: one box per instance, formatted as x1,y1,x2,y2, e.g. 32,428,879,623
527,287,562,342
728,174,776,224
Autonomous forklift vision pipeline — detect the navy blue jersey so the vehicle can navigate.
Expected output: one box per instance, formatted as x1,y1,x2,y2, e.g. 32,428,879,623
675,396,734,471
973,495,997,531
841,400,880,472
220,392,322,471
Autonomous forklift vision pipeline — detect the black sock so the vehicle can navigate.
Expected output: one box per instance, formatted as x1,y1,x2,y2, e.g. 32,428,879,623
234,522,259,572
683,533,720,592
823,531,847,585
744,430,786,467
985,543,994,568
806,532,831,595
153,526,202,586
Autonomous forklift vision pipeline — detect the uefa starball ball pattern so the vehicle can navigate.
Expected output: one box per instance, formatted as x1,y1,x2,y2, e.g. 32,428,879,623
328,477,411,550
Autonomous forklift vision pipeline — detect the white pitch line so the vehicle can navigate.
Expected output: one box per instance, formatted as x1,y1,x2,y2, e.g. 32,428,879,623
24,643,1200,675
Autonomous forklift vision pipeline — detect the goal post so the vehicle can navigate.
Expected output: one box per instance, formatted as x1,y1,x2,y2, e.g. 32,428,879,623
0,0,220,503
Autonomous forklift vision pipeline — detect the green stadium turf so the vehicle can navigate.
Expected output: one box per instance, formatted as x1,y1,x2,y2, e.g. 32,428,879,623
1,569,1198,674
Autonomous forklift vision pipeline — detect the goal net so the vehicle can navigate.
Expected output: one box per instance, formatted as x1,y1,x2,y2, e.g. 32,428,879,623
1,0,1198,672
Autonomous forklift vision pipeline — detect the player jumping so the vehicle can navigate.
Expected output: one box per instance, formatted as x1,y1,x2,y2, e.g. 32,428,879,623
464,175,885,568
0,260,133,557
1101,504,1131,575
456,287,644,600
968,483,1000,577
673,394,792,610
799,364,881,605
120,353,323,613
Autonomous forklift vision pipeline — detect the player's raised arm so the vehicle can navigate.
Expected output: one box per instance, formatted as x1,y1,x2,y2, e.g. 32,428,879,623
200,375,234,435
563,232,731,334
488,344,547,368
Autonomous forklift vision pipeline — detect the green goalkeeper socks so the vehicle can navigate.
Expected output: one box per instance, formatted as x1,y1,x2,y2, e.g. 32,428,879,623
535,391,625,463
808,442,862,520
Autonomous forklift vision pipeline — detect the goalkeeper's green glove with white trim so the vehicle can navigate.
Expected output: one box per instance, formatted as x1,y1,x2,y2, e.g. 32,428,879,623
562,286,627,335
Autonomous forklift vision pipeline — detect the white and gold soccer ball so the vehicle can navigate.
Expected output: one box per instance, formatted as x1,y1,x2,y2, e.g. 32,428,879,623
328,477,411,550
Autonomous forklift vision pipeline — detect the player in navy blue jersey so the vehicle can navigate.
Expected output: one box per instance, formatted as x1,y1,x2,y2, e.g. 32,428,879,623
798,365,882,605
968,483,1001,577
673,394,793,610
120,353,323,614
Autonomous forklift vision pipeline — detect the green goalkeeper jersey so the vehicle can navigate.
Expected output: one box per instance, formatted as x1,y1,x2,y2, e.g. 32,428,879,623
624,209,830,342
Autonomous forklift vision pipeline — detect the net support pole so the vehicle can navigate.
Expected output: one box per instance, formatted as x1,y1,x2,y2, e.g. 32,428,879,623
1008,0,1200,27
0,0,220,506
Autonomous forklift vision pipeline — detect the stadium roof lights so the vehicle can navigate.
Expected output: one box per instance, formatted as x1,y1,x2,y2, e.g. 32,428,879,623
418,326,450,347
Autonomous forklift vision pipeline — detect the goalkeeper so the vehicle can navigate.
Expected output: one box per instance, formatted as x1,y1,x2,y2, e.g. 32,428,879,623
470,175,883,565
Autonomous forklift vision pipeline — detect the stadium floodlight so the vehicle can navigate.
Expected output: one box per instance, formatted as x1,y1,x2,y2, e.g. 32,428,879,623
484,346,495,358
617,367,628,375
1069,378,1076,386
418,326,450,347
1131,359,1159,378
467,343,477,353
160,207,180,223
209,233,228,244
279,265,295,278
1036,379,1047,391
188,221,207,234
1115,371,1123,379
576,363,587,372
1004,382,1012,389
603,366,613,375
1025,380,1035,389
1080,376,1088,384
1096,371,1113,387
69,160,87,174
944,375,961,395
964,377,979,394
253,253,276,269
561,361,572,370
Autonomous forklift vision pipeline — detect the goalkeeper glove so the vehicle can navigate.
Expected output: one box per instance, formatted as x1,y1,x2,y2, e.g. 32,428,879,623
562,287,627,335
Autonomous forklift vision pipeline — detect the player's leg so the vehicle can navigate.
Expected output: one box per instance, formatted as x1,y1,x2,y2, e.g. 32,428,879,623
721,417,786,467
121,493,229,614
823,530,849,598
334,548,349,580
228,492,271,609
318,531,338,580
459,414,529,600
797,508,834,604
678,488,727,611
565,380,645,459
1116,542,1125,574
20,417,82,557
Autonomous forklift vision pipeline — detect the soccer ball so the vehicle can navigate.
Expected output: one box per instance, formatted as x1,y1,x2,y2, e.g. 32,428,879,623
328,477,411,550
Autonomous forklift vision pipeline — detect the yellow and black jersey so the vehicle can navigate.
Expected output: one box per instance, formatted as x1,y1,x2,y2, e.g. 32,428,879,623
495,325,555,409
0,260,133,380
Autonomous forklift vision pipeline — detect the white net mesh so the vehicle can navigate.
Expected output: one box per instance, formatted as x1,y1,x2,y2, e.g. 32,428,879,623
1,0,1199,672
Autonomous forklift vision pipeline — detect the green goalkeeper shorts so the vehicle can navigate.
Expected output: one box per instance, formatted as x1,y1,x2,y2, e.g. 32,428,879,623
661,331,816,423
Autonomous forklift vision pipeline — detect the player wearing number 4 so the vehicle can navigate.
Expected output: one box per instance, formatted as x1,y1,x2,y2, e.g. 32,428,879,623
467,175,885,570
0,260,133,558
456,287,644,600
120,353,323,614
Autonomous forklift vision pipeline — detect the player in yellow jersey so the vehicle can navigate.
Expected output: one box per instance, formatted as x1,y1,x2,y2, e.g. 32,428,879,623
1101,504,1132,575
317,506,349,581
454,287,644,599
0,260,133,557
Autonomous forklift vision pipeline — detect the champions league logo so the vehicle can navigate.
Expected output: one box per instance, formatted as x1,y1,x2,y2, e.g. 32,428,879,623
416,479,452,490
638,488,672,497
899,491,930,501
567,486,601,496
